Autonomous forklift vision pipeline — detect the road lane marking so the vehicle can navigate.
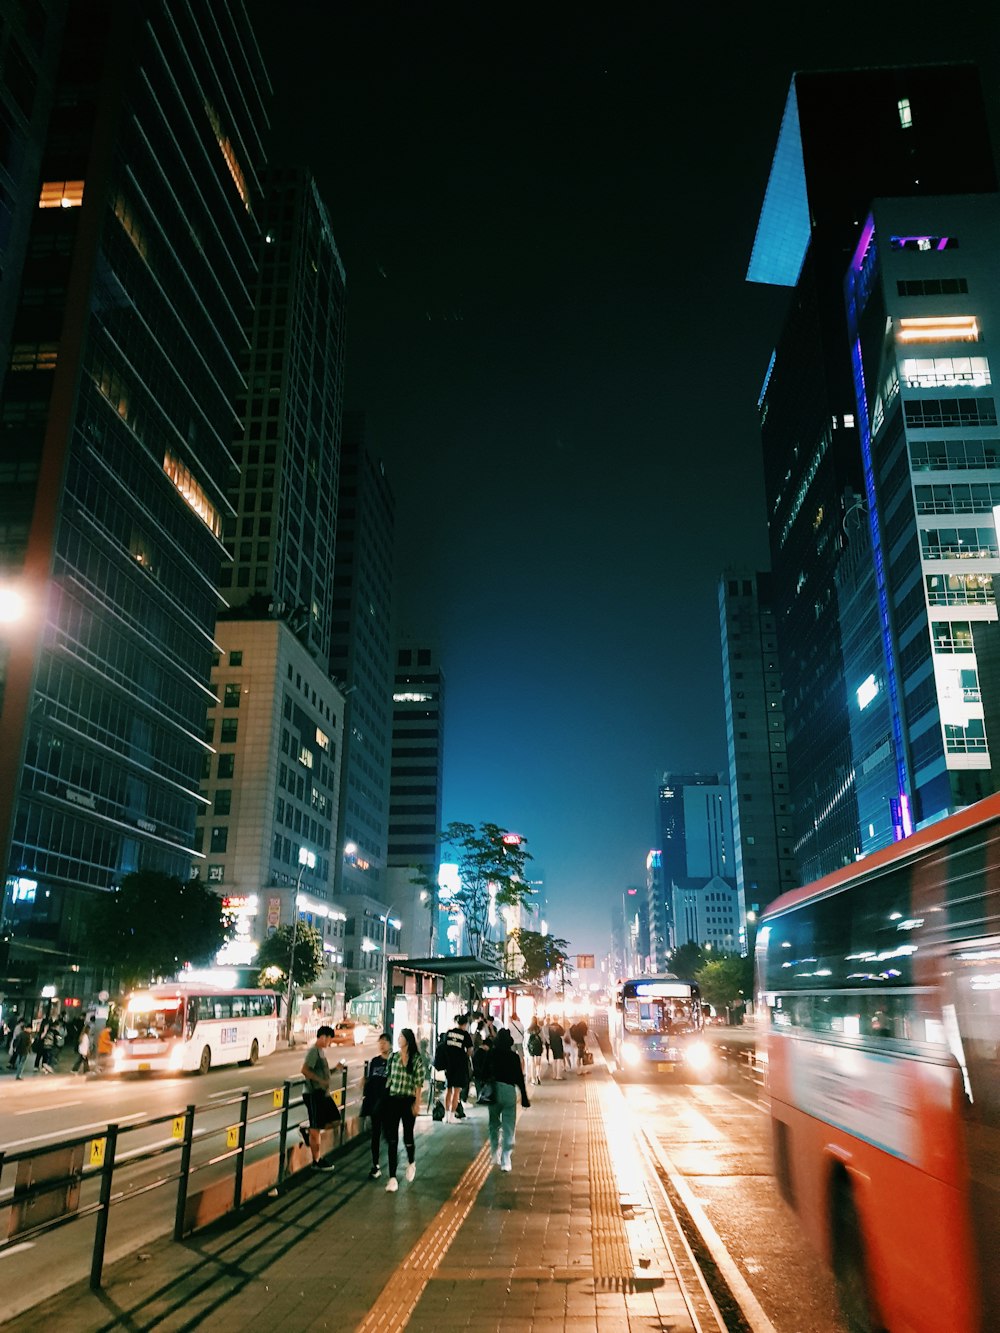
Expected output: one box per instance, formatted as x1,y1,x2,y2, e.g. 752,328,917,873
209,1088,247,1099
14,1100,81,1115
0,1243,34,1259
1,1111,147,1150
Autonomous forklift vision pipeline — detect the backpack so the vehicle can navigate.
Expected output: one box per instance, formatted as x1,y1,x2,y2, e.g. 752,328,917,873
527,1031,543,1057
433,1035,449,1072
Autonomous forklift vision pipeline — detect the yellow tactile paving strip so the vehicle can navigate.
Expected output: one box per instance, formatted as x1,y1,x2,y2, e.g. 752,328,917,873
586,1078,636,1284
356,1142,494,1332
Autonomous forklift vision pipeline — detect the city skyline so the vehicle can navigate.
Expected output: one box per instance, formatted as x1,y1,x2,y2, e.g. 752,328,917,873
254,4,1000,952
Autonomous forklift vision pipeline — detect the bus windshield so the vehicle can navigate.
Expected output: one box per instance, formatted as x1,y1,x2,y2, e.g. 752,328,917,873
123,998,183,1040
623,997,699,1035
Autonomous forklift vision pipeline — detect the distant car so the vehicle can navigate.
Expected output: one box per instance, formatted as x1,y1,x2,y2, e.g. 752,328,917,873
332,1020,368,1045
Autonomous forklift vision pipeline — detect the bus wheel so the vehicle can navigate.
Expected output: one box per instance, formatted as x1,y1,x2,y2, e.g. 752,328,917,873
832,1180,880,1333
198,1046,211,1075
248,1039,259,1066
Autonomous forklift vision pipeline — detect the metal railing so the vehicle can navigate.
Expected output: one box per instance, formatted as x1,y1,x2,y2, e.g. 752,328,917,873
0,1061,367,1292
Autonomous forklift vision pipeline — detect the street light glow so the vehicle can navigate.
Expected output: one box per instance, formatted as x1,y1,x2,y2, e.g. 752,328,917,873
0,585,27,623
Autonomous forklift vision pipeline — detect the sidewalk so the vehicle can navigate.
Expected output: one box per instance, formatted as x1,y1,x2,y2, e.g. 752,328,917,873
3,1055,705,1332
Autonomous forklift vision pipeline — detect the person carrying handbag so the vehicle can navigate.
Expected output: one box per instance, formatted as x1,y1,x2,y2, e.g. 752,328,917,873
382,1028,428,1193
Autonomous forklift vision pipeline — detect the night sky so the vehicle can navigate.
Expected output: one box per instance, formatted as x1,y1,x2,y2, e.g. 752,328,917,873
253,2,1000,957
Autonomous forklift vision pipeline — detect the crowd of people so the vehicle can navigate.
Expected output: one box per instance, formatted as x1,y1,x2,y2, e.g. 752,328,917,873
3,1010,113,1079
300,1008,593,1186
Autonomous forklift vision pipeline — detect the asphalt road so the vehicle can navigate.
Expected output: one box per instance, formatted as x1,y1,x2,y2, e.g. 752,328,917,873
0,1036,377,1323
621,1066,847,1333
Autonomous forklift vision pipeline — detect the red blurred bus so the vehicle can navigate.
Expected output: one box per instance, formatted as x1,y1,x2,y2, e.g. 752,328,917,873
757,792,1000,1332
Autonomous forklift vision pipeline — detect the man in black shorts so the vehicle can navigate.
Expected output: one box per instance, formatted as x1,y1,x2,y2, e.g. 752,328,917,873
442,1013,472,1123
299,1025,346,1171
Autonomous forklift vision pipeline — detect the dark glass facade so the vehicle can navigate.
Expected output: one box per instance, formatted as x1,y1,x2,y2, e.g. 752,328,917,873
749,65,998,882
0,1,269,999
219,167,346,664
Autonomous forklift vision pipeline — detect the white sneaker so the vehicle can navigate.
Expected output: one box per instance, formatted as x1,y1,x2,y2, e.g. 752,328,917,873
405,1163,416,1183
500,1152,512,1172
494,1149,503,1167
385,1177,398,1193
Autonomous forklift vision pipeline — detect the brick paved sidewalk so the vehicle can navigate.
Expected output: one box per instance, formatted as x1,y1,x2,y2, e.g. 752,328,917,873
3,1059,702,1332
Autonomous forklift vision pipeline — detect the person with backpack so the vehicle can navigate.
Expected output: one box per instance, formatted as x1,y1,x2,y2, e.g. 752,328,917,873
569,1018,589,1072
525,1020,544,1086
438,1013,472,1124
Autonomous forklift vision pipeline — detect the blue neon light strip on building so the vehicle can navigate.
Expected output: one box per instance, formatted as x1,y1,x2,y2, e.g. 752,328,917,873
846,215,912,839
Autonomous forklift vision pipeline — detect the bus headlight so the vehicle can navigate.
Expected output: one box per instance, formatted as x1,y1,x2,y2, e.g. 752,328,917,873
684,1041,712,1071
169,1044,186,1069
621,1042,642,1067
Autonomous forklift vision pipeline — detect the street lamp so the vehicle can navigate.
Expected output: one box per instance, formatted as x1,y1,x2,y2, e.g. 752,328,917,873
379,907,402,1032
286,846,316,1044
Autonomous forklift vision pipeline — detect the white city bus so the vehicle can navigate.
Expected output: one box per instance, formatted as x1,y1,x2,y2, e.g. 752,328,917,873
113,985,280,1075
610,975,715,1079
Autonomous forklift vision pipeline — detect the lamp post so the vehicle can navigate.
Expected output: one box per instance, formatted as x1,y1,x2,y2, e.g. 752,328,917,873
286,847,316,1044
379,907,401,1033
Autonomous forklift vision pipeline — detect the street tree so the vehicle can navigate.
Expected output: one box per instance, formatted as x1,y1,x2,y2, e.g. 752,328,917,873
509,928,571,992
255,922,325,996
669,941,705,979
84,870,236,990
695,956,747,1015
440,821,534,959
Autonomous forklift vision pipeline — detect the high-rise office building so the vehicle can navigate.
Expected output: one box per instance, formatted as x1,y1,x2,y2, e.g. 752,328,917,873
218,167,346,664
193,620,347,983
748,65,997,879
0,1,65,405
656,774,737,953
843,192,1000,839
718,571,797,938
386,640,444,959
0,2,269,1001
331,413,395,904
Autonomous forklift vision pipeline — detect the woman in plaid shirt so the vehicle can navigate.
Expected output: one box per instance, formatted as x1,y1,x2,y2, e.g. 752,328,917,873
382,1027,428,1192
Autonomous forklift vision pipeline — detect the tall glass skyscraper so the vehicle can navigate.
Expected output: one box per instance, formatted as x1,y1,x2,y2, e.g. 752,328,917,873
748,65,997,879
0,1,269,1001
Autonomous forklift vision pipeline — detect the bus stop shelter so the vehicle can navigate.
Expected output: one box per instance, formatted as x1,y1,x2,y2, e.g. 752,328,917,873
385,954,500,1060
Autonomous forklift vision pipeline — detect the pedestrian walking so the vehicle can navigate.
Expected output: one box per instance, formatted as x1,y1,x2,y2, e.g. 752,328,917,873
525,1020,544,1085
7,1018,23,1070
72,1022,91,1074
472,1033,492,1099
484,1028,530,1171
440,1013,473,1123
569,1018,589,1072
95,1023,113,1075
298,1024,346,1172
382,1027,427,1193
508,1010,526,1058
361,1032,391,1180
548,1020,566,1079
13,1024,32,1079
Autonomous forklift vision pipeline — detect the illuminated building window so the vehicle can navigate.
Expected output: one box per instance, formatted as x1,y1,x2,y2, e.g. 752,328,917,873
205,104,250,212
113,192,148,259
890,235,959,252
38,179,84,209
902,356,990,389
393,692,433,703
897,316,979,344
10,342,58,371
926,572,994,607
897,98,912,129
163,448,223,539
920,526,998,560
298,746,314,769
94,360,129,417
315,727,330,752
